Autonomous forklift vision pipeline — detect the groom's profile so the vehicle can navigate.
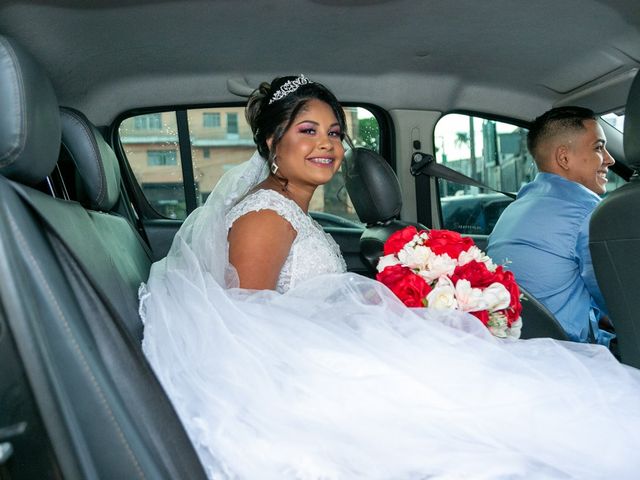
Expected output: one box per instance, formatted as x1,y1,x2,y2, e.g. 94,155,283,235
488,106,615,346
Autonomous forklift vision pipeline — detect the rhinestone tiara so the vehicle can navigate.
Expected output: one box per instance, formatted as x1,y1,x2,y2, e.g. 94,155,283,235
268,74,312,105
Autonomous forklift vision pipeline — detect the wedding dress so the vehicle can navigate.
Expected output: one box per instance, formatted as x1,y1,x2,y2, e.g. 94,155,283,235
140,152,640,480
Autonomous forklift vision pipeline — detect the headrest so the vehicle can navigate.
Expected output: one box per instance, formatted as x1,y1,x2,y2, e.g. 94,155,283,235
343,147,402,225
624,70,640,169
0,36,60,185
60,108,122,211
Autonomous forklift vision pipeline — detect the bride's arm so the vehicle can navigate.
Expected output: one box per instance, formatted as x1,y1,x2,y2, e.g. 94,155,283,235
228,209,297,290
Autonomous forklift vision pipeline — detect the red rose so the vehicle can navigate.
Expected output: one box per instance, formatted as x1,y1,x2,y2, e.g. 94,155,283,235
451,260,496,288
492,267,522,325
470,310,490,326
383,226,420,255
424,229,475,259
377,264,432,308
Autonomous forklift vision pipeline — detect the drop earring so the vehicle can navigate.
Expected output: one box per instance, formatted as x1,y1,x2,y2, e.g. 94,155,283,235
270,161,279,175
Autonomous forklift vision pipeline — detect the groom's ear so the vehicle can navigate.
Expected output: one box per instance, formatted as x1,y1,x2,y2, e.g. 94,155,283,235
555,144,571,171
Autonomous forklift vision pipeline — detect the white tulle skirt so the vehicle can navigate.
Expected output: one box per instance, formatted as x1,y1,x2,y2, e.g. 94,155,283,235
140,268,640,480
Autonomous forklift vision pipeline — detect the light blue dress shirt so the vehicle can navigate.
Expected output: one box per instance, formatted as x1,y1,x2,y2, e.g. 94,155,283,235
487,173,613,346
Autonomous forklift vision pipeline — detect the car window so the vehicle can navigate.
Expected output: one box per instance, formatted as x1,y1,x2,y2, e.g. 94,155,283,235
601,112,625,133
119,106,380,223
434,114,534,234
434,113,626,235
119,112,185,218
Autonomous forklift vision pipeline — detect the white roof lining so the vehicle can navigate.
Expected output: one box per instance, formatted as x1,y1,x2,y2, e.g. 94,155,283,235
1,0,638,125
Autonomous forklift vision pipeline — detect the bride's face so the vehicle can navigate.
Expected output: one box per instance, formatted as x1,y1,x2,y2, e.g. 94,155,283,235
271,98,344,189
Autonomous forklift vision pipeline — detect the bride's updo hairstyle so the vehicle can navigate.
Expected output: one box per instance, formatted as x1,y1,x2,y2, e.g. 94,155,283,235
246,75,348,170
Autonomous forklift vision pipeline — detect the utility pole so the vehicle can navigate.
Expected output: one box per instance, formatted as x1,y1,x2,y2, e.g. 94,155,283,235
469,116,477,181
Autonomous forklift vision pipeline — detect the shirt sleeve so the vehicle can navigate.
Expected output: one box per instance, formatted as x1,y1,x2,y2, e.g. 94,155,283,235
576,212,609,317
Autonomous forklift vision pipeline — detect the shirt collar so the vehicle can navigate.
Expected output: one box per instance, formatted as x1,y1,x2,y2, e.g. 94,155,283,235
531,172,602,202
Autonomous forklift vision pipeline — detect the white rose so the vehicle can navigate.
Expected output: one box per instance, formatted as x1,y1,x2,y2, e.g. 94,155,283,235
404,233,423,249
454,279,486,312
426,277,458,310
398,244,431,270
377,254,401,272
458,246,497,271
482,282,511,311
420,253,457,283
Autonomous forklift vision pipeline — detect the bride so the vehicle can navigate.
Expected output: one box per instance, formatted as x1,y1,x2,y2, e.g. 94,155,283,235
139,75,640,480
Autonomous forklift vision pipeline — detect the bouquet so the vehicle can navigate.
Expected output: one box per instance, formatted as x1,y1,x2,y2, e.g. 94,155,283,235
376,226,523,339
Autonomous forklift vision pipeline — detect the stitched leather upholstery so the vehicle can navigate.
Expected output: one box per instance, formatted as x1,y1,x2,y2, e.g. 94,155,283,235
0,36,60,185
590,70,640,367
344,147,403,225
343,147,424,273
60,107,122,211
0,34,207,479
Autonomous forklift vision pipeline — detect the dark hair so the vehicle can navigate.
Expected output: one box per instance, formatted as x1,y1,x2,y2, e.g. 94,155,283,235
245,76,349,168
527,106,596,159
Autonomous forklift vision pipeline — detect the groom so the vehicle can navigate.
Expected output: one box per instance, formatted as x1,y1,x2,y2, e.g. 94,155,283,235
487,106,615,346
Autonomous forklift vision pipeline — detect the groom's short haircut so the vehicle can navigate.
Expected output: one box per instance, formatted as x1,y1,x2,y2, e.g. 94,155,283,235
527,106,597,160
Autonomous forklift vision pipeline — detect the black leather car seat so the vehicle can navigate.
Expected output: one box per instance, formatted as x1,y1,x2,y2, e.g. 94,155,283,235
0,35,206,479
343,147,568,341
343,147,424,273
59,106,153,340
589,71,640,368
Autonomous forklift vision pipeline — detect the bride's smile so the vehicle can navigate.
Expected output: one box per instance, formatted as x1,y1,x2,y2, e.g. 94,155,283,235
306,156,336,167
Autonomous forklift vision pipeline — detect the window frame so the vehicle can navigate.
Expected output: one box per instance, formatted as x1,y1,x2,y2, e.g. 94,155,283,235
427,109,630,235
416,110,531,231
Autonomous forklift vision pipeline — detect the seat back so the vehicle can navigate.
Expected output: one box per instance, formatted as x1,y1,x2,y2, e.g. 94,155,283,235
0,35,206,479
590,71,640,368
60,106,153,341
343,147,424,272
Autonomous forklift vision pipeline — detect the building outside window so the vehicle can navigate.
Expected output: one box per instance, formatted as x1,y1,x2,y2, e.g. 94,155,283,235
227,113,239,135
203,112,221,128
134,113,162,130
147,149,177,166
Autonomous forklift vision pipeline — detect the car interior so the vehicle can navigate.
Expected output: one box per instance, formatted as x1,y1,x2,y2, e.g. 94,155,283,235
0,0,639,478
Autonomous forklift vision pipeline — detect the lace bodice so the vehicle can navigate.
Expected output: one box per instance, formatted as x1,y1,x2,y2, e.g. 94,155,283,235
225,189,347,293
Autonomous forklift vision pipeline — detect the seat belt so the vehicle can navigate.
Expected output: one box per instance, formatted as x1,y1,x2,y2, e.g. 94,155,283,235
410,152,516,228
410,152,517,199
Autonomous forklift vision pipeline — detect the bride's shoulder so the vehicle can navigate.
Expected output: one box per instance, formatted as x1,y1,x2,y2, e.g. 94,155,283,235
226,189,304,232
236,188,289,207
